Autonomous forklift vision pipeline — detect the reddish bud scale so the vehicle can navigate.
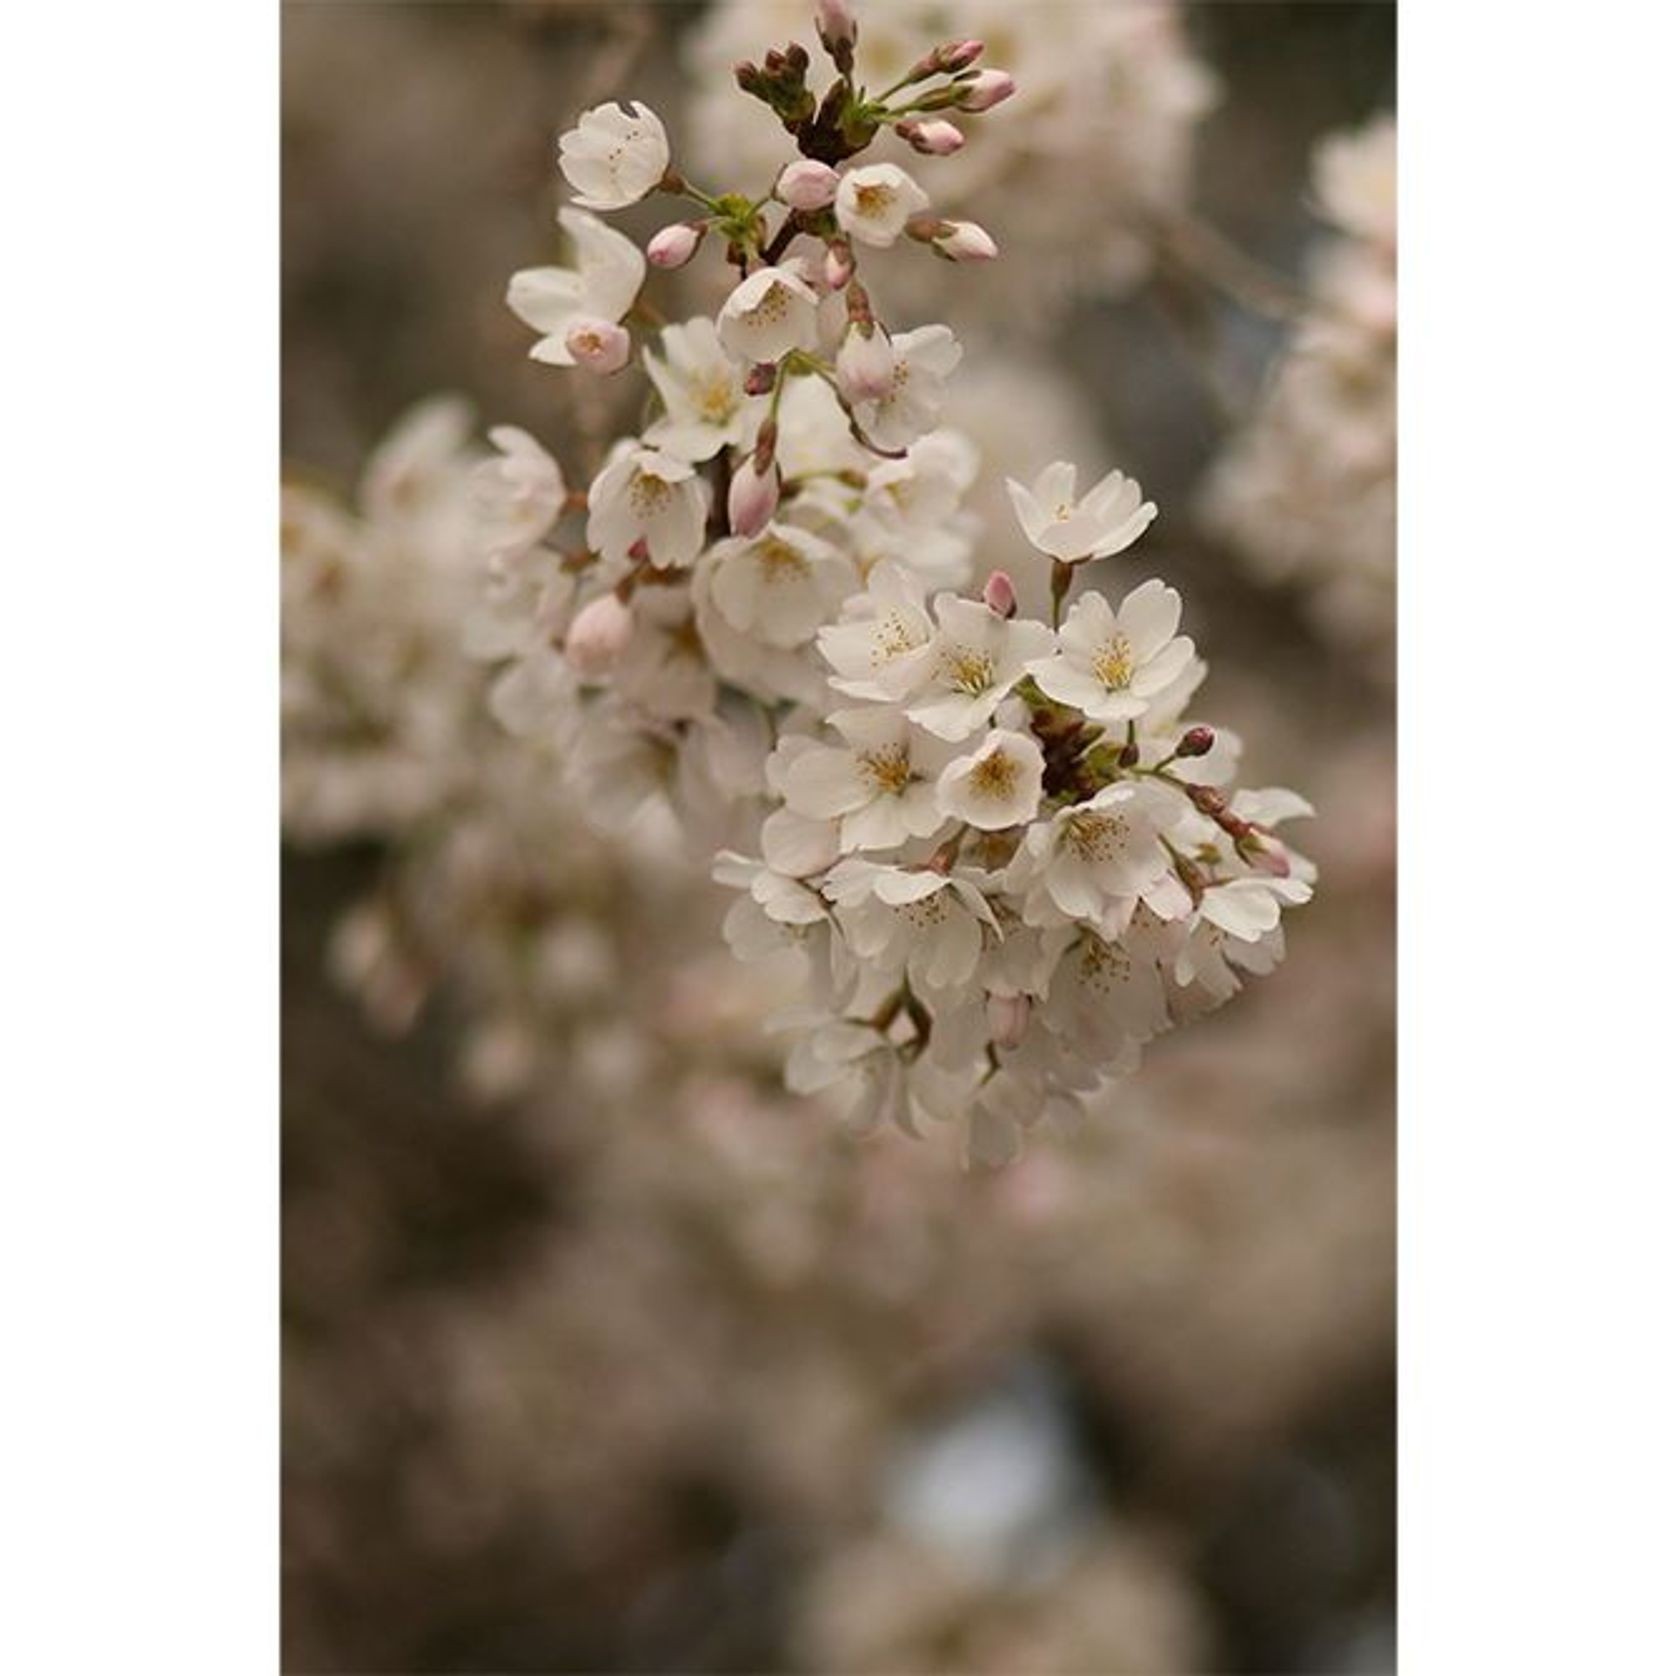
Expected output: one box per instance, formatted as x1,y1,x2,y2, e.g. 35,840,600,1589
1178,725,1216,758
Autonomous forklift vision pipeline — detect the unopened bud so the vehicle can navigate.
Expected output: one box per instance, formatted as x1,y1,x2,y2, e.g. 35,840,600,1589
742,361,778,397
1118,741,1140,768
728,454,780,537
823,239,855,290
939,38,985,73
563,317,631,375
982,570,1017,618
986,992,1030,1052
814,0,857,50
564,592,635,677
1177,726,1215,759
775,158,840,210
932,219,998,262
836,323,896,402
646,221,703,269
956,69,1016,112
1242,837,1292,879
1186,784,1228,817
896,117,966,156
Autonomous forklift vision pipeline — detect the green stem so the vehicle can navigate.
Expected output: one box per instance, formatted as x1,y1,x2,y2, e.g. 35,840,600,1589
1049,560,1075,630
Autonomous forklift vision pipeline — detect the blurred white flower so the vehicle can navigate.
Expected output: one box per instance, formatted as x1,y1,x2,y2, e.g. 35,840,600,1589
472,426,563,559
824,860,999,993
586,446,708,569
1198,113,1397,663
564,592,635,679
644,317,766,463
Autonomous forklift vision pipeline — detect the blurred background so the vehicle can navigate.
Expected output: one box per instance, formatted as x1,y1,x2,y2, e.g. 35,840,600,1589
282,3,1395,1671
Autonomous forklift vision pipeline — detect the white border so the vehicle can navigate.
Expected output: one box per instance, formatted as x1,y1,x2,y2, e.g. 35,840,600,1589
1402,3,1675,1670
4,1,277,1668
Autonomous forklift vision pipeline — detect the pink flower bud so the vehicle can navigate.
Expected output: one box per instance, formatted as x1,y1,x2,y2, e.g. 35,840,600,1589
957,69,1016,112
941,39,985,73
646,221,702,269
728,455,780,537
815,0,856,49
981,570,1017,618
986,992,1030,1051
775,158,840,211
1177,725,1216,758
1241,835,1292,878
836,324,896,403
933,220,998,262
564,592,634,677
896,117,965,156
563,317,631,375
823,239,855,290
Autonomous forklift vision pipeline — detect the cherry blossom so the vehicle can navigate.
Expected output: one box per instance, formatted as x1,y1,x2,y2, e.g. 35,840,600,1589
1007,460,1158,563
506,208,645,368
558,100,670,210
1026,581,1196,725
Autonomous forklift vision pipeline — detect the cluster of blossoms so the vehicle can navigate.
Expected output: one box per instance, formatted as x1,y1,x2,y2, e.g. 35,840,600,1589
475,2,1314,1162
685,0,1218,323
283,399,740,1103
1199,114,1397,662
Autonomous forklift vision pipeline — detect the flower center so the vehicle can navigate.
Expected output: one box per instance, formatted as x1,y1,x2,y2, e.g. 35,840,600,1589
629,474,671,514
754,537,810,584
854,182,894,219
695,372,738,424
898,891,950,930
869,610,925,665
1078,935,1132,992
745,284,789,325
1063,810,1129,861
969,751,1019,800
941,645,995,695
1091,635,1134,688
859,745,911,795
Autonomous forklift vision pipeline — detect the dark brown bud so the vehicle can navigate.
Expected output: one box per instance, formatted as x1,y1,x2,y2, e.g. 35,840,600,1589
1118,742,1140,768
